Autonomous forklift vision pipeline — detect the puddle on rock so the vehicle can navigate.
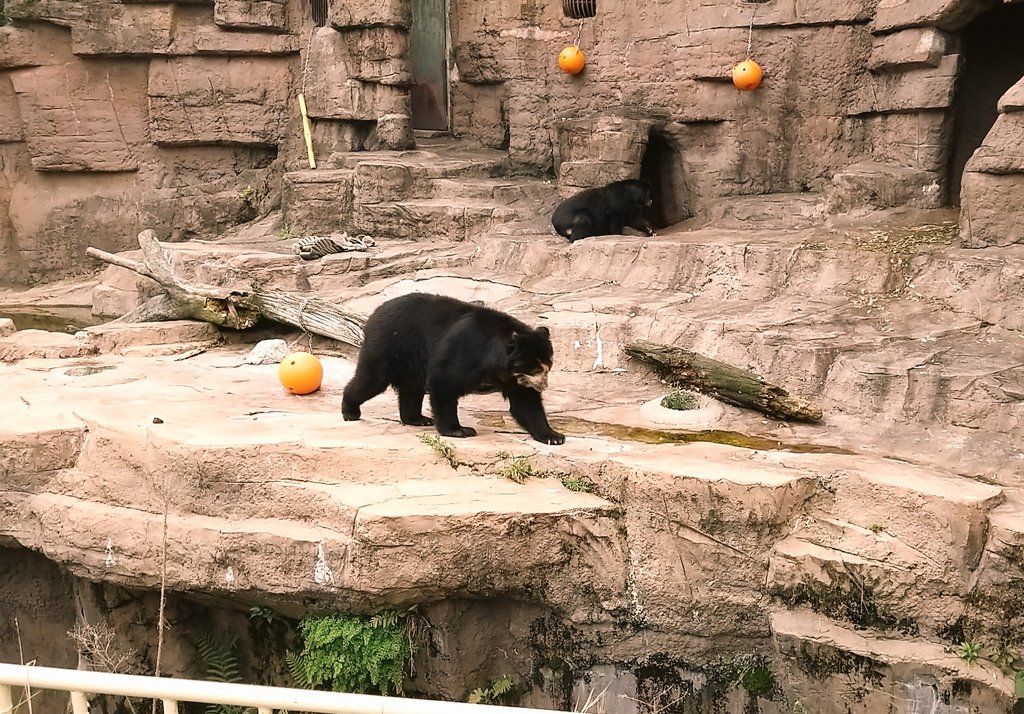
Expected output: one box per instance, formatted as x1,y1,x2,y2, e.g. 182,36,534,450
478,412,852,455
64,365,116,377
0,306,103,334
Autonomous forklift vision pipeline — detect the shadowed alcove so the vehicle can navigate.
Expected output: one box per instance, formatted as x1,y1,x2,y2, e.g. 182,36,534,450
639,129,694,230
948,3,1024,203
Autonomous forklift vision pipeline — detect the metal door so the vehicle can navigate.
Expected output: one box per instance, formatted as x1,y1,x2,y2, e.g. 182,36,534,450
409,0,448,131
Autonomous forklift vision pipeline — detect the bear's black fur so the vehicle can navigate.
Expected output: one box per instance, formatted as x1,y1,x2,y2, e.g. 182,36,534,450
341,293,565,445
551,179,655,243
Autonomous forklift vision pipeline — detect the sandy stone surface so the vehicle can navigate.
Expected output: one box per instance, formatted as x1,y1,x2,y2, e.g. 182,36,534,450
1,298,1021,708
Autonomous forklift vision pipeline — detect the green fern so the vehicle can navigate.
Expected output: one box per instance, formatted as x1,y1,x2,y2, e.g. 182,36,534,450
192,632,243,683
292,612,412,695
286,650,314,689
368,611,401,630
191,631,251,714
468,675,515,705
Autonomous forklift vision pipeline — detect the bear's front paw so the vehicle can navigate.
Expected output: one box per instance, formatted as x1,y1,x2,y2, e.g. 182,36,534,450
536,430,566,445
439,426,477,438
403,415,435,426
341,406,361,421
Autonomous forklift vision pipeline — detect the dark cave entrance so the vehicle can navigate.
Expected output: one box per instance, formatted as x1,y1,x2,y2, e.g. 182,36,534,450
639,130,693,230
948,3,1024,204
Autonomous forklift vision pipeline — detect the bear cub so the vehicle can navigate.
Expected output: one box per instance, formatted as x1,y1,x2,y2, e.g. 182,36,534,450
551,179,655,243
342,293,565,445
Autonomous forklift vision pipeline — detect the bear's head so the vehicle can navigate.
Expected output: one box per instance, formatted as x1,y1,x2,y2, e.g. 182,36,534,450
634,179,654,207
507,326,554,392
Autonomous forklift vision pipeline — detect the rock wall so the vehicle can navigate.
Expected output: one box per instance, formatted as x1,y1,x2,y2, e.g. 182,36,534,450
0,1,304,285
3,0,1024,286
448,0,1024,237
959,76,1024,248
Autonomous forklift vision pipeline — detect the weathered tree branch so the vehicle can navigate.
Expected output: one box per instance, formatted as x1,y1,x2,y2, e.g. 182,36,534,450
89,230,366,346
624,340,823,423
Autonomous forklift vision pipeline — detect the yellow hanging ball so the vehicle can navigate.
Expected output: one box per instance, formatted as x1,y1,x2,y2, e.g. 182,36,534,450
732,59,763,91
558,45,586,75
278,351,323,395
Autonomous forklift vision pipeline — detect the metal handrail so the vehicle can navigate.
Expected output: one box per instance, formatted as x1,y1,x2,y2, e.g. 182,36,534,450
0,663,571,714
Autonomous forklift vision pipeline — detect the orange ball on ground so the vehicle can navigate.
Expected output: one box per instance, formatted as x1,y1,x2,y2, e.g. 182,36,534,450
279,351,323,395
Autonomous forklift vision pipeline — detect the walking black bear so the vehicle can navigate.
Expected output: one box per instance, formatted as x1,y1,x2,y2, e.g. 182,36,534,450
342,293,565,445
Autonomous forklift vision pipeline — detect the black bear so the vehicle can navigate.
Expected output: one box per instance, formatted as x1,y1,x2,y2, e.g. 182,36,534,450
551,179,655,243
341,293,565,445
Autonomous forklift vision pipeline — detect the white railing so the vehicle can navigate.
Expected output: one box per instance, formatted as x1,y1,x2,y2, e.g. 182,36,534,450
0,663,572,714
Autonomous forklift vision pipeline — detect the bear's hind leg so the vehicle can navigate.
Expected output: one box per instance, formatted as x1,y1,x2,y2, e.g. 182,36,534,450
626,211,655,236
505,384,565,445
396,380,434,427
341,364,390,421
568,214,598,243
427,378,476,438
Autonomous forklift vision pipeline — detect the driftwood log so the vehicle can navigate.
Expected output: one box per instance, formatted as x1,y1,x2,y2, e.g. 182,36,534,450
87,230,366,347
624,340,823,423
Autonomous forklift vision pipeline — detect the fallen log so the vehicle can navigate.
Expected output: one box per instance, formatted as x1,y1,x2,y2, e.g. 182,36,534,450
624,340,823,423
87,230,366,347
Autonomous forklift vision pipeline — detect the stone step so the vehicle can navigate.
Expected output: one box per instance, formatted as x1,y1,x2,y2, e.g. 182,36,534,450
770,609,1016,710
765,454,1005,639
3,481,621,609
473,232,906,299
698,192,827,230
354,199,522,241
909,244,1024,333
428,177,556,203
303,243,475,294
330,142,510,179
822,324,1024,430
489,287,1022,440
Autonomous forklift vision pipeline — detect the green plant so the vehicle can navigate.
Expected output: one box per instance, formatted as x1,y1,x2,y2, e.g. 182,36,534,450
239,184,256,205
191,632,252,714
730,654,779,700
288,612,413,695
1015,670,1024,699
991,644,1021,673
956,641,981,665
499,455,535,483
869,523,885,534
420,434,458,469
560,476,595,493
247,606,279,627
736,658,776,698
660,390,700,411
278,225,295,240
468,675,515,705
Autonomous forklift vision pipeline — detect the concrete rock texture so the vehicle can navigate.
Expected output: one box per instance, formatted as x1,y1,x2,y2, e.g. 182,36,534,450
2,0,1024,709
0,322,1020,711
3,0,1024,285
4,177,1024,710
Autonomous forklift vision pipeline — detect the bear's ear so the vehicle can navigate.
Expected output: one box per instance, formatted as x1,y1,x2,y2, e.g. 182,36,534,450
534,326,550,338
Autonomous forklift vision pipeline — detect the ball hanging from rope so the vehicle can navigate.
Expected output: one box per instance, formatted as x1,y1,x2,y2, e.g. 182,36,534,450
278,351,323,395
732,59,763,91
558,45,586,75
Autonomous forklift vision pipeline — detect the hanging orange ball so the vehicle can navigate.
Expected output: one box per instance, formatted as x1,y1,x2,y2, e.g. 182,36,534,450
558,45,586,75
732,59,763,91
278,351,323,395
